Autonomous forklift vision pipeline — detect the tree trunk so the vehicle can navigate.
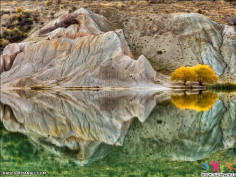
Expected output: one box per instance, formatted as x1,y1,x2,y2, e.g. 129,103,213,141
199,80,203,86
199,90,203,95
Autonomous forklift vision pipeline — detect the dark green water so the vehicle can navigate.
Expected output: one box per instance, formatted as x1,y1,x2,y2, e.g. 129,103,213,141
1,90,236,176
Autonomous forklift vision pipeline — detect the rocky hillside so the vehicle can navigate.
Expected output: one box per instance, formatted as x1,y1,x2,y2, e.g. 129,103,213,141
1,0,235,52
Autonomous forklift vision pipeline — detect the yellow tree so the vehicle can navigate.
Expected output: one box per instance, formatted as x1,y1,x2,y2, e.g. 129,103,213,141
193,65,218,86
171,66,196,85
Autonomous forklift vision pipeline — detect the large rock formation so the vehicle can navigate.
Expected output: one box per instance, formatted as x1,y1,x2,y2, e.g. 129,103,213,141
0,8,162,89
123,13,236,81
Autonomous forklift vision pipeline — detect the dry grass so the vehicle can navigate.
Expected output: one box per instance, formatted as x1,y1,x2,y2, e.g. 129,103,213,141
1,0,235,49
1,0,235,27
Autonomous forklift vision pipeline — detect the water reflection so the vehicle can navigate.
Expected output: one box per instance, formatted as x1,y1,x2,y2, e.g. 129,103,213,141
0,89,235,173
0,89,158,164
171,91,219,112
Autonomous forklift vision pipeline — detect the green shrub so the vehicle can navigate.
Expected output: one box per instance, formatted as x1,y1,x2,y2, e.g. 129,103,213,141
130,0,137,5
0,38,10,50
23,10,31,17
16,6,24,13
45,1,52,7
2,27,26,42
117,3,124,10
207,82,236,92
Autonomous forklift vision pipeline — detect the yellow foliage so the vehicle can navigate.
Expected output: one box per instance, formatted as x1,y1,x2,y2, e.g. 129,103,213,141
193,64,218,85
0,39,10,47
171,92,218,112
171,64,219,85
171,66,196,85
117,3,125,9
23,10,31,17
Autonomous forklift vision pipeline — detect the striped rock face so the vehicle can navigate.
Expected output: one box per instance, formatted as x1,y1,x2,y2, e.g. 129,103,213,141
0,8,163,89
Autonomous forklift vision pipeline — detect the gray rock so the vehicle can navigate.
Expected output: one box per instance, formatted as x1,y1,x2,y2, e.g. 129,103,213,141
124,94,236,161
123,13,236,81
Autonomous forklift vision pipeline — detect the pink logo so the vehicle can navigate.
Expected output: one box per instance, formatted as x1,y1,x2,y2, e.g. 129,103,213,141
208,161,221,173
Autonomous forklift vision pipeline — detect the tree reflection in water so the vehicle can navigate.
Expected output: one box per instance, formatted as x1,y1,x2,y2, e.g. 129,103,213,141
171,91,219,112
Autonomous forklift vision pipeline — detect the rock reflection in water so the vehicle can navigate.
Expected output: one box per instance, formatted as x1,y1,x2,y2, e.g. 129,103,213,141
0,89,158,164
0,90,235,166
171,91,219,112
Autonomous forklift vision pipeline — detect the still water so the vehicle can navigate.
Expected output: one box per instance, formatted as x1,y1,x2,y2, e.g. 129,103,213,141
0,89,236,176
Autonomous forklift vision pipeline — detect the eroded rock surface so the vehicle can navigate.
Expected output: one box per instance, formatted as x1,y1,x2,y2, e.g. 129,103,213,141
0,8,161,89
123,13,236,81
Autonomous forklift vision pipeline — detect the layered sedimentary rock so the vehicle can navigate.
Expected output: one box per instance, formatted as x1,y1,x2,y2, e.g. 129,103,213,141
0,8,160,88
123,13,236,81
0,89,157,164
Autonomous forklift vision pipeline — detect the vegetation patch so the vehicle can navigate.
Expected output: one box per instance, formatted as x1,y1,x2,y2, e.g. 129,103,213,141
171,64,218,86
171,92,218,112
207,82,236,92
31,86,51,90
0,6,38,52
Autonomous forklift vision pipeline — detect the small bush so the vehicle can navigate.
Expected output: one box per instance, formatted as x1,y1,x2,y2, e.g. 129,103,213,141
130,0,137,5
117,3,124,10
197,9,202,14
23,10,31,17
2,27,27,42
11,27,25,40
45,1,52,7
71,6,77,12
16,6,24,13
0,38,10,50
